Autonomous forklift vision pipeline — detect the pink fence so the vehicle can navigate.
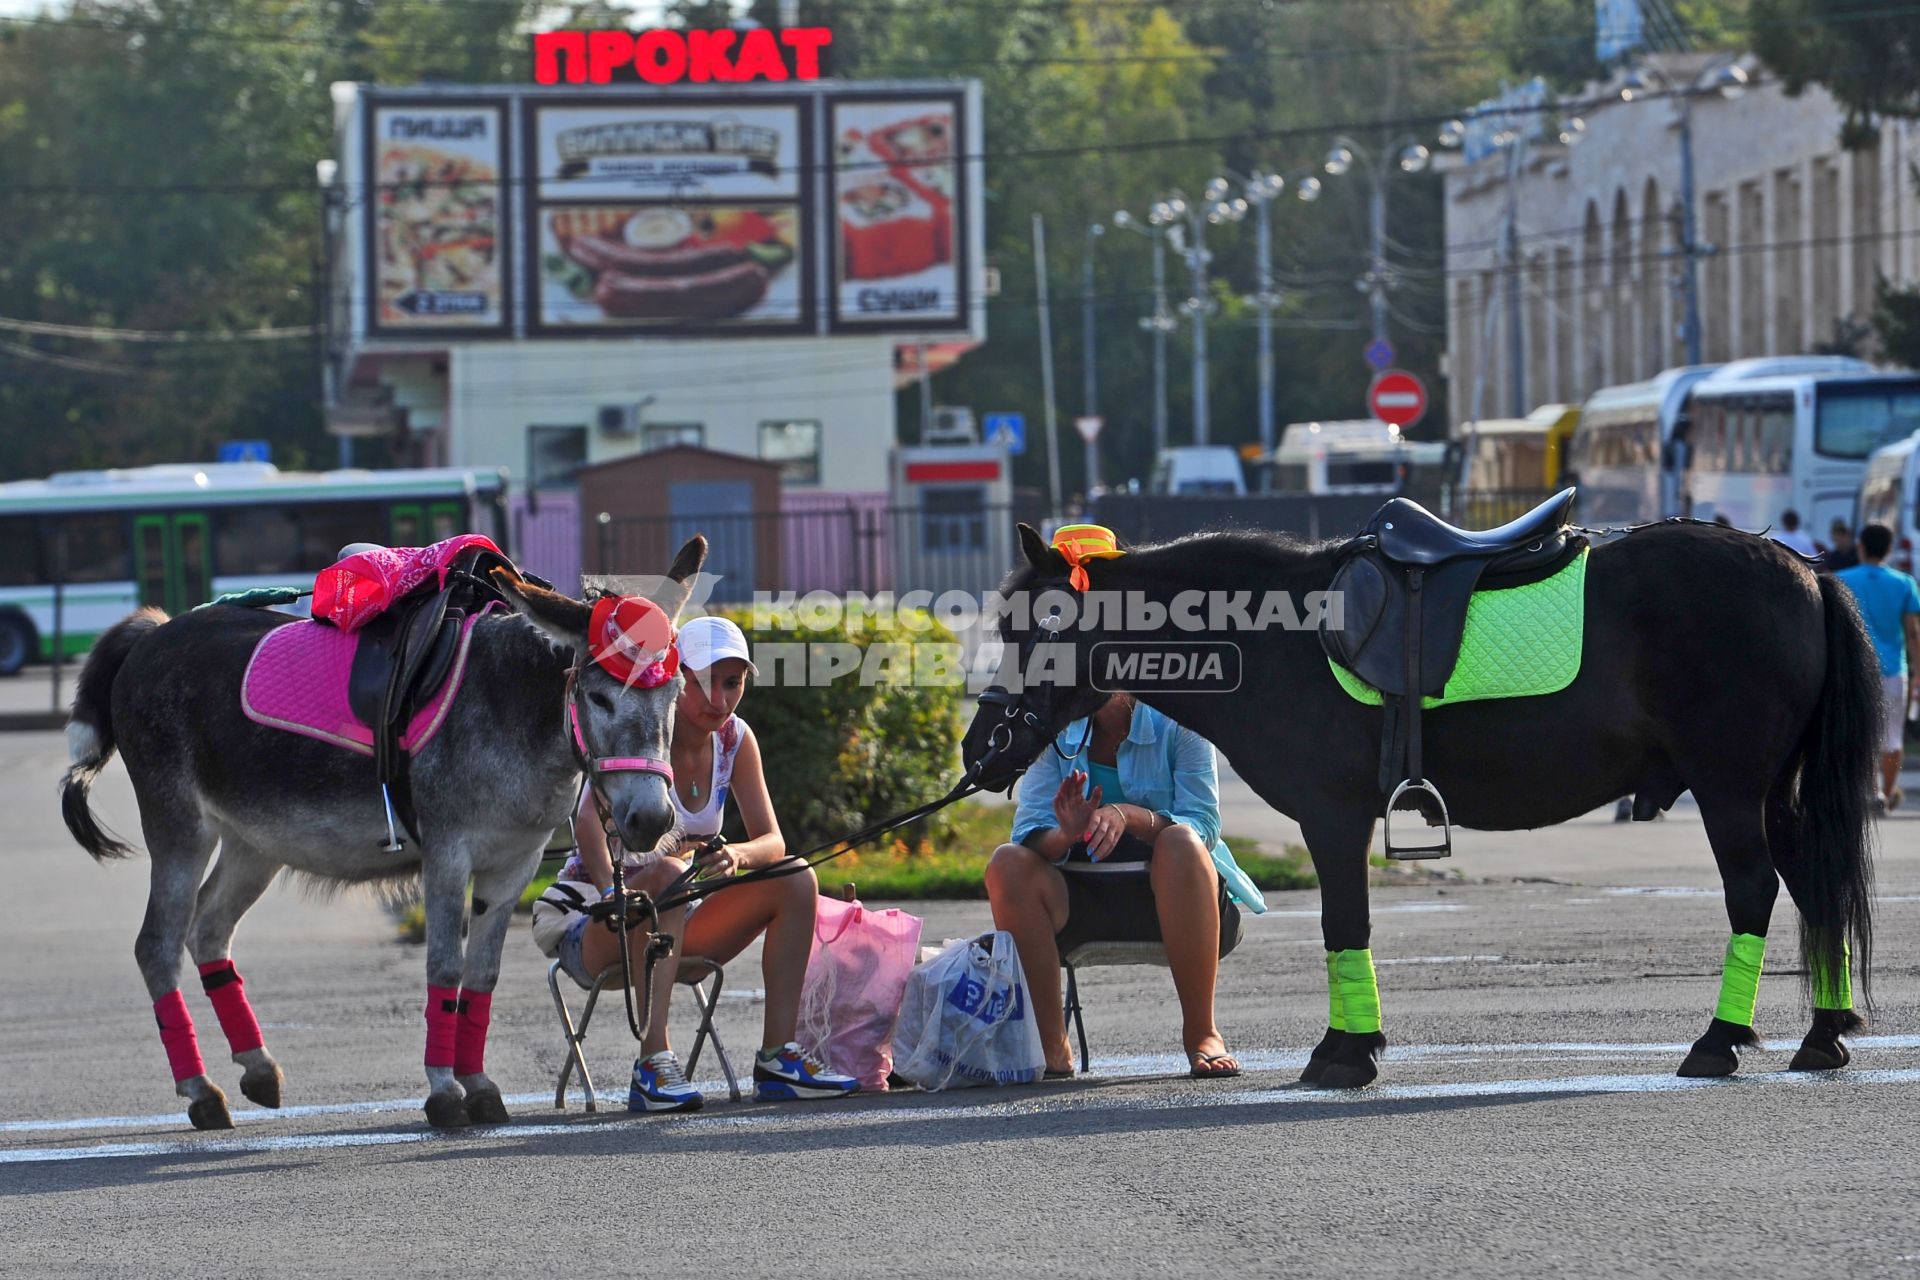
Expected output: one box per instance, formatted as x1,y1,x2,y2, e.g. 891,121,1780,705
508,490,582,592
778,491,893,595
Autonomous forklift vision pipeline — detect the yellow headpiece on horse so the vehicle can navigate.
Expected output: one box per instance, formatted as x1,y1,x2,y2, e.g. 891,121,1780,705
1051,523,1125,591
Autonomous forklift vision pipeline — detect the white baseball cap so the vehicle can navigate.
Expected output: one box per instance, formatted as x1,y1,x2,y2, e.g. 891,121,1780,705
676,615,758,676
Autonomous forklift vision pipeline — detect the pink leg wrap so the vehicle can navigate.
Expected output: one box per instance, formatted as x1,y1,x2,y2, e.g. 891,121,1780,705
153,990,206,1083
425,985,460,1069
454,989,493,1077
198,960,265,1055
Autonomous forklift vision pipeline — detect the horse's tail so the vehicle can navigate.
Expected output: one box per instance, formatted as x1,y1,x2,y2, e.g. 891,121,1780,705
1791,574,1879,1007
60,607,166,862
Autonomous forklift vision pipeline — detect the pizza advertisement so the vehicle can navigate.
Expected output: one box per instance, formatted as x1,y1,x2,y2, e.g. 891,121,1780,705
527,98,813,333
368,104,508,333
829,95,967,331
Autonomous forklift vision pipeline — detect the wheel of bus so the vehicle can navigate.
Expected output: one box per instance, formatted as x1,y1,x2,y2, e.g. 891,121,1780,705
0,613,34,677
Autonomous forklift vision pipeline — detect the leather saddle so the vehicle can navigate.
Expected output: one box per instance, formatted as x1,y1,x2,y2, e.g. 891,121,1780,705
1320,488,1582,859
343,544,525,849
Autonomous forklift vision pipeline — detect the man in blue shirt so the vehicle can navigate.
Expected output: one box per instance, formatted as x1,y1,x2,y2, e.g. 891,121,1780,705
1835,524,1920,809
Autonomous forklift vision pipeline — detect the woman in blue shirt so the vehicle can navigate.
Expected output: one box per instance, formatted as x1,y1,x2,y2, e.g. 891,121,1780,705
984,692,1268,1078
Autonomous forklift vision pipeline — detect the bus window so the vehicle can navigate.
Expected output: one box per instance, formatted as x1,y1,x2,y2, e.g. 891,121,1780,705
0,518,42,587
297,503,389,569
215,507,301,577
62,514,129,583
390,505,424,547
1817,383,1920,458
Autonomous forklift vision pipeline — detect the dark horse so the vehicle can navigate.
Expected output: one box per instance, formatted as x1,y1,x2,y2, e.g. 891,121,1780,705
60,538,706,1129
962,518,1877,1087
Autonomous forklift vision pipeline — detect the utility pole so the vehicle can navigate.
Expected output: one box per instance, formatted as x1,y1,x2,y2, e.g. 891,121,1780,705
1502,139,1526,415
1367,176,1390,350
1251,189,1278,467
1033,213,1063,514
1147,229,1170,458
1676,96,1704,366
1082,223,1102,494
1185,218,1212,446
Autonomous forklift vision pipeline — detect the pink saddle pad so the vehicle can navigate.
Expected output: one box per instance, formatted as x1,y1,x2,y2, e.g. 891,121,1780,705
240,607,492,756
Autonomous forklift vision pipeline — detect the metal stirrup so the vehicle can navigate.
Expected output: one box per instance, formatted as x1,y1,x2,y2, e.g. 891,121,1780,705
1384,778,1452,861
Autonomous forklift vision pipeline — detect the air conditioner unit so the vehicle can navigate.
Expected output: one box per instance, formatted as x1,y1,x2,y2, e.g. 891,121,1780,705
928,405,977,445
597,404,641,436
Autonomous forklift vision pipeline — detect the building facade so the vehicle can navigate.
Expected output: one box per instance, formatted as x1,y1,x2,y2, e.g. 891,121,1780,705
1442,54,1920,430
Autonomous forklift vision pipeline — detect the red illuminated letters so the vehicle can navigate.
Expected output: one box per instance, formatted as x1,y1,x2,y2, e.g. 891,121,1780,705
531,27,833,86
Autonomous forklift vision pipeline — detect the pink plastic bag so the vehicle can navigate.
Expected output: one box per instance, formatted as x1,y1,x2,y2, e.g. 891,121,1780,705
797,897,923,1091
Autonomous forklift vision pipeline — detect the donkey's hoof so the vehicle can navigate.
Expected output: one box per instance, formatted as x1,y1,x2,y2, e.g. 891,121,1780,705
424,1092,472,1129
240,1063,284,1109
1676,1048,1738,1078
464,1088,510,1126
187,1094,234,1131
1788,1039,1851,1071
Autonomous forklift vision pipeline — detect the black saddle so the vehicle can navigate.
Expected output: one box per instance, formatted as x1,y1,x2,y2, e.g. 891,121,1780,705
342,545,523,849
1320,488,1582,859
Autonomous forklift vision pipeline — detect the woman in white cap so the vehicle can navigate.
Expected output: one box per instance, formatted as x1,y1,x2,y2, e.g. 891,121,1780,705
538,614,856,1111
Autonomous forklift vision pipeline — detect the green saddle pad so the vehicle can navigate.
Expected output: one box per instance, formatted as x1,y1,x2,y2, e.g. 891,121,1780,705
1330,547,1589,708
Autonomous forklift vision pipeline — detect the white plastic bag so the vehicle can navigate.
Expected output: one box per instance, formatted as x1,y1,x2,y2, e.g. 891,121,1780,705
890,931,1046,1090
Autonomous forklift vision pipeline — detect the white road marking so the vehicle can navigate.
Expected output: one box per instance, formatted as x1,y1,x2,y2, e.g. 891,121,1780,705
9,1035,1919,1149
1376,954,1505,965
11,1064,1919,1164
1258,903,1469,919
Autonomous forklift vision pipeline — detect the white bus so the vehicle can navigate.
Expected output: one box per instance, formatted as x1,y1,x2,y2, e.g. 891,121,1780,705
1857,433,1920,572
1686,362,1920,537
1567,366,1719,524
1267,420,1449,496
0,464,508,674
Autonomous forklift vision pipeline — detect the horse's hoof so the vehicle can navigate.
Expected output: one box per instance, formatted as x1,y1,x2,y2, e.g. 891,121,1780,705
1788,1039,1851,1071
240,1064,284,1109
1676,1048,1738,1078
1317,1060,1378,1090
464,1089,510,1125
187,1094,234,1130
424,1092,472,1129
1299,1027,1342,1084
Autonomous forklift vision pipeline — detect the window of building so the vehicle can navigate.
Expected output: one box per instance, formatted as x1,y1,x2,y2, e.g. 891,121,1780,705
528,425,588,490
215,507,302,577
759,419,822,485
642,422,705,452
920,487,986,553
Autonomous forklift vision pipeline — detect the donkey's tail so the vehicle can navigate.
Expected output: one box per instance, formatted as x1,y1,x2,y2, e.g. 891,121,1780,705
1791,575,1880,1007
61,607,166,861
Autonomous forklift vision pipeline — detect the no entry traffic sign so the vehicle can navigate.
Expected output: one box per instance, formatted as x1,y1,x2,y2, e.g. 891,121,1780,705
1367,369,1428,429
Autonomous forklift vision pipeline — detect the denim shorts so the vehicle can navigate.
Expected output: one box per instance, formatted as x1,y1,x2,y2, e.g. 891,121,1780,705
556,914,596,989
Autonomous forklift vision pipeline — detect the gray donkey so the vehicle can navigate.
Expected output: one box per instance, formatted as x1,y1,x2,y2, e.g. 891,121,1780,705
60,536,707,1130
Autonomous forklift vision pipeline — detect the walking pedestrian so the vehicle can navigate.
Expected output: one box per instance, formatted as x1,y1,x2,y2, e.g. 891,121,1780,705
1771,509,1818,557
1835,524,1920,810
1824,520,1860,572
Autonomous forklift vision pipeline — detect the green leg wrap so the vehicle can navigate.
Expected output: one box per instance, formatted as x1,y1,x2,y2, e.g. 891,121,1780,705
1325,951,1347,1032
1330,949,1381,1035
1713,932,1767,1027
1812,939,1853,1011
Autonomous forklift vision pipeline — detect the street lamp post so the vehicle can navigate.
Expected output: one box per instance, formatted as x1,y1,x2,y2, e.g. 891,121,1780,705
1082,222,1103,493
1159,185,1246,447
1112,208,1175,459
1323,134,1430,354
1215,169,1289,466
1619,58,1749,367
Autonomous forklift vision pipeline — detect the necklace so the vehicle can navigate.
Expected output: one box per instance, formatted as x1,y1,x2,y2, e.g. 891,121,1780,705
689,780,701,800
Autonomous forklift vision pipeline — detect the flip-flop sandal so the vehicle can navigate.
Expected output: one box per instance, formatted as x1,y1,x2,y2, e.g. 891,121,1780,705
1189,1053,1241,1079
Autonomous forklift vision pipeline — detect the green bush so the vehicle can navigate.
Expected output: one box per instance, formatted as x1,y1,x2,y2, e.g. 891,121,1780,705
723,604,967,856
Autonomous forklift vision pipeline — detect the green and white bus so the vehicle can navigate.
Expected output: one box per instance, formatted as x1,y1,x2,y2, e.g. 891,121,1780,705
0,463,508,674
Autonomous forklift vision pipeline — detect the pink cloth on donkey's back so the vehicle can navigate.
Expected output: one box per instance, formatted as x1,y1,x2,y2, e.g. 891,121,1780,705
240,608,491,755
312,533,500,633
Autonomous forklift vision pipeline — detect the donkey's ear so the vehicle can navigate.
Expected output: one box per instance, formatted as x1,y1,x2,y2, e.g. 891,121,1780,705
646,534,708,623
491,564,591,648
1017,523,1054,570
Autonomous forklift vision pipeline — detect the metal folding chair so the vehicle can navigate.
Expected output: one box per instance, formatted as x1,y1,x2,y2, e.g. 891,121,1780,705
547,955,742,1111
1059,941,1172,1072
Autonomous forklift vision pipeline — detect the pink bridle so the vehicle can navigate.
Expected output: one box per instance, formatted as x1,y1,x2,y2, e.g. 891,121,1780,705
566,682,674,784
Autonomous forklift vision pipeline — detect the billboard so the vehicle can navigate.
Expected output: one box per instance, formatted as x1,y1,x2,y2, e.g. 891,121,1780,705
365,101,510,336
343,82,981,343
829,92,967,331
526,98,814,334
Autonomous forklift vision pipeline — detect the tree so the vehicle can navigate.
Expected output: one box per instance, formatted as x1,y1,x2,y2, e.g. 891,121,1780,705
1750,0,1920,147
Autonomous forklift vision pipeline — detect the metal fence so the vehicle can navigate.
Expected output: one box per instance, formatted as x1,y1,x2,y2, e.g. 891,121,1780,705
596,503,1017,604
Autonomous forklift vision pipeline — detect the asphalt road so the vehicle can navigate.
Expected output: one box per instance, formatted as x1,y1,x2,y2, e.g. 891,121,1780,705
4,728,1920,1278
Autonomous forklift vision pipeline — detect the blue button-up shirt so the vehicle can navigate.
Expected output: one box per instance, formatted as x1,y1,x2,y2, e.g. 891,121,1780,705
1009,702,1268,914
